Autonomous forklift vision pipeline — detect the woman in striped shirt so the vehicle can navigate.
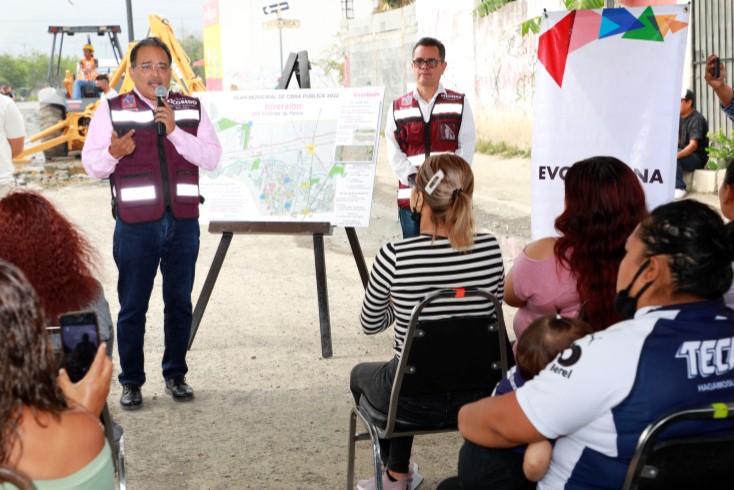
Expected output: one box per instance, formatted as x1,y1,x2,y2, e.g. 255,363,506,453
351,154,505,490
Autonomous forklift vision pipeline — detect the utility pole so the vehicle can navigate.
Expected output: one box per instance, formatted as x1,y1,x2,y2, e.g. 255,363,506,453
261,2,299,74
126,0,135,42
277,4,284,73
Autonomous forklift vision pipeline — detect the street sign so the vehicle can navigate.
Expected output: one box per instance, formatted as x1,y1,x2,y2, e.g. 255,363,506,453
262,2,289,15
262,18,300,30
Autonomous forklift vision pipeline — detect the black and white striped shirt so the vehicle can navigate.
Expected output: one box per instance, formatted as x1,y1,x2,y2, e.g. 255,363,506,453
360,233,505,357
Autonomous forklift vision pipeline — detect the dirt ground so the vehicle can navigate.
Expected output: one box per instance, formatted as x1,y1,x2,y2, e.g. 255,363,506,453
29,137,531,489
25,124,720,489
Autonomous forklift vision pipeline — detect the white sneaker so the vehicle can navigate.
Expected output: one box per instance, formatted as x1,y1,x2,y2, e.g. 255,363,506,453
674,188,687,199
357,462,422,490
357,472,412,490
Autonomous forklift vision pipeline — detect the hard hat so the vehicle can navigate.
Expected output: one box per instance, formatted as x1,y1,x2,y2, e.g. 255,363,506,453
83,43,94,52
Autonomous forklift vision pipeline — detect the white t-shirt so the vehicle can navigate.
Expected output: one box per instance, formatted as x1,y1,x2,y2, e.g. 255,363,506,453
103,88,118,99
0,95,26,185
516,300,734,489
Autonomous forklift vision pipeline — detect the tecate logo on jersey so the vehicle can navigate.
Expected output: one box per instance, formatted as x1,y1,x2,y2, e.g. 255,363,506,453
676,337,734,379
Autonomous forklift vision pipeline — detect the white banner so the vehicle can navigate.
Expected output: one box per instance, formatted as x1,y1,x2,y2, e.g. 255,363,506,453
531,5,689,239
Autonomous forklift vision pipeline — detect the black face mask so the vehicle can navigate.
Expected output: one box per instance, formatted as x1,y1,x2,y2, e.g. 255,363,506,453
613,259,653,320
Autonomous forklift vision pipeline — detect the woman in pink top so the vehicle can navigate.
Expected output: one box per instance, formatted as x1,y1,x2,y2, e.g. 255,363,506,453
505,156,648,340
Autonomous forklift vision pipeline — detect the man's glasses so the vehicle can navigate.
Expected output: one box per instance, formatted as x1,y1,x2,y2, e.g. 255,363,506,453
412,58,442,69
133,63,172,74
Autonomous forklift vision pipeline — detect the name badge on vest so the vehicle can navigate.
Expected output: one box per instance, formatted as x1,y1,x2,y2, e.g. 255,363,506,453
122,94,137,109
439,121,458,142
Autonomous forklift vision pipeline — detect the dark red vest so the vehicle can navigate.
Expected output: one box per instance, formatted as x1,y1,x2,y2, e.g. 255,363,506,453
393,89,464,208
108,91,201,224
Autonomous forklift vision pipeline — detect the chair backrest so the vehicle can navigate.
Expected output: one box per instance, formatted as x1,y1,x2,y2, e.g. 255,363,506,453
622,401,734,490
0,465,36,490
384,288,509,434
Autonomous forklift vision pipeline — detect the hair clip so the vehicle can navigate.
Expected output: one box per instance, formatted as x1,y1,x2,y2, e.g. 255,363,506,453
424,169,445,195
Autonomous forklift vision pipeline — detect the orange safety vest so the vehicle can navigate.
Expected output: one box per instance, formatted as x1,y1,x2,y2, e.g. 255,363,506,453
78,58,99,81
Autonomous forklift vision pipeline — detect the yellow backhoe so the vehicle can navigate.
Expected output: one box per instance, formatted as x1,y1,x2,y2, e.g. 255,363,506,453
13,14,206,163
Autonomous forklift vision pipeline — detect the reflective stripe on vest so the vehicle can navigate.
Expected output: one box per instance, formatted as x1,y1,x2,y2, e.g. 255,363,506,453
108,91,202,223
393,90,464,208
120,185,156,202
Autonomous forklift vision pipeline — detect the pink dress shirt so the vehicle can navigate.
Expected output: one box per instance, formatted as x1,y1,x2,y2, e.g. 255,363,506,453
511,250,581,341
81,88,221,179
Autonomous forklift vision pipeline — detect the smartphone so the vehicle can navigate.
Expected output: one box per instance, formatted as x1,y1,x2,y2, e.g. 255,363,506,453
713,57,721,79
59,311,100,383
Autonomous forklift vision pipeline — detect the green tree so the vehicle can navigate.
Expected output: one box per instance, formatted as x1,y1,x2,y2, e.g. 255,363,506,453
0,55,29,89
314,28,347,86
0,51,78,94
178,34,205,80
473,0,605,34
375,0,415,12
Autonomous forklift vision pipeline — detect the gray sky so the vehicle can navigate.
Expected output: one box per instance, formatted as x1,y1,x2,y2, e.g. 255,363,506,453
0,0,211,58
0,0,375,59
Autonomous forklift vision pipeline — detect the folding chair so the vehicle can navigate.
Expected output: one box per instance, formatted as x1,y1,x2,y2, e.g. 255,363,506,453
346,288,509,490
622,401,734,490
0,466,35,490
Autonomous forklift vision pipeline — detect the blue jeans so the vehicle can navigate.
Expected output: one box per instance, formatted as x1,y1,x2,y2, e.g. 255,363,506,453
113,213,200,386
398,207,420,239
676,151,703,190
458,440,535,490
72,80,96,99
350,357,489,475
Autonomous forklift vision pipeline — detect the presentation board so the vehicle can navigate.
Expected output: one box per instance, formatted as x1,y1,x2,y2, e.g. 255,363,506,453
197,87,384,227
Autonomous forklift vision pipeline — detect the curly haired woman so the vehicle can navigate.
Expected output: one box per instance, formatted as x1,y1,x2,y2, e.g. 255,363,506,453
0,190,113,354
0,259,114,488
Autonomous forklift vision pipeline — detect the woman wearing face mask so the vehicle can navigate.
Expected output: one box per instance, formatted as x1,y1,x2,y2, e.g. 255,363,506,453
350,154,505,490
458,199,734,490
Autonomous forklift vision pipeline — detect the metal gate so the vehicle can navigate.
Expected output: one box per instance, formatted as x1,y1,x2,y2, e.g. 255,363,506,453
691,0,734,136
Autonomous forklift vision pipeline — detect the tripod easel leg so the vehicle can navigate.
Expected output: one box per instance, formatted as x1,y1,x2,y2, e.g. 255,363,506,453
313,233,333,358
188,231,233,349
345,226,369,290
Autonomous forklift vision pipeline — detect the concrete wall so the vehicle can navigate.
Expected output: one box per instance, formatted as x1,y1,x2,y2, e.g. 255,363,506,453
344,4,418,129
344,0,554,146
344,0,689,150
472,1,551,148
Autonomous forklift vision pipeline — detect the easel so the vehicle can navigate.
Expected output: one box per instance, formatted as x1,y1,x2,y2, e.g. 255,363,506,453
188,51,370,358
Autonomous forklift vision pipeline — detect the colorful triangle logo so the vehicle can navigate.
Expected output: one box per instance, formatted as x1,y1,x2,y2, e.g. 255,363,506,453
538,11,576,87
623,6,663,41
600,8,644,38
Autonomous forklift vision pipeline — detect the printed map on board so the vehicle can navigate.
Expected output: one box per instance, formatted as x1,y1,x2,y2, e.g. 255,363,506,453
197,88,384,227
207,117,340,217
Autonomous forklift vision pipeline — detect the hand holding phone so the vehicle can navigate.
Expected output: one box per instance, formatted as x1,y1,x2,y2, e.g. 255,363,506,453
57,343,112,416
59,311,100,383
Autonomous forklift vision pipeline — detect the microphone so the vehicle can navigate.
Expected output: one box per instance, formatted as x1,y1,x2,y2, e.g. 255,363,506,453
155,86,168,136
